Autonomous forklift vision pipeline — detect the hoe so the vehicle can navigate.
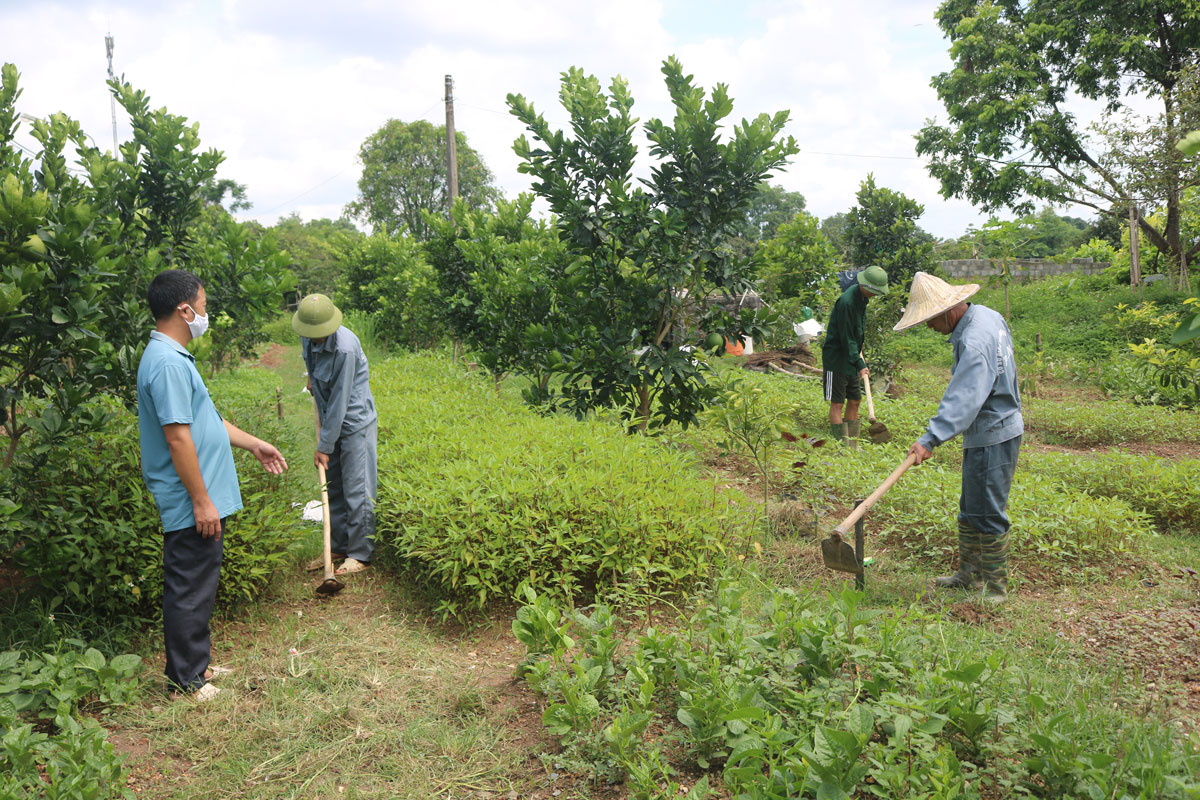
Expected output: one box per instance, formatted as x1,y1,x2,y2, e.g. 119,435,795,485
314,406,344,596
821,452,916,580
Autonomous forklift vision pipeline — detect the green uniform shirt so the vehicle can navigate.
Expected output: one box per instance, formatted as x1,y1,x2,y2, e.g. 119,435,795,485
821,285,869,376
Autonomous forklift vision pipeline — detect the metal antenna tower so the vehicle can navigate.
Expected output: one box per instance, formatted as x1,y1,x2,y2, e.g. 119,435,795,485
105,33,118,154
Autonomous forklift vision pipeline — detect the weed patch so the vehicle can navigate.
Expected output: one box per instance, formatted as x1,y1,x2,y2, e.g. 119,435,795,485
1,643,142,798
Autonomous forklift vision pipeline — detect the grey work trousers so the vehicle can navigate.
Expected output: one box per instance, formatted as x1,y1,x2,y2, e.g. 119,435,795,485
163,518,225,692
958,435,1021,539
326,420,377,562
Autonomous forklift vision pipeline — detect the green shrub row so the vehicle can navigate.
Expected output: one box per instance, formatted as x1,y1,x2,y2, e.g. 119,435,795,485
371,353,746,618
515,579,1200,799
1025,394,1200,445
0,367,309,637
1025,451,1200,531
791,442,1146,576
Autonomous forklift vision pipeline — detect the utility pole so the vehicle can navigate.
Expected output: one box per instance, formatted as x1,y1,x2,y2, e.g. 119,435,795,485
105,33,118,155
1129,205,1141,294
444,74,458,214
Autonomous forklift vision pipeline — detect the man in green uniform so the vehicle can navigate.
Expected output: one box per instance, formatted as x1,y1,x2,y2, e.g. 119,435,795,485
821,266,888,448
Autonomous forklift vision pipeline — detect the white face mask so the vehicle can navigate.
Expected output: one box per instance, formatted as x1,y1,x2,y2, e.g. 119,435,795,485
181,303,209,339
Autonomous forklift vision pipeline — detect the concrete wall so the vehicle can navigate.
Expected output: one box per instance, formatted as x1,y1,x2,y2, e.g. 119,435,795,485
938,257,1110,281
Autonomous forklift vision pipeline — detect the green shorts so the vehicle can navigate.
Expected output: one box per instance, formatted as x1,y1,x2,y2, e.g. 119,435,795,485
823,370,862,404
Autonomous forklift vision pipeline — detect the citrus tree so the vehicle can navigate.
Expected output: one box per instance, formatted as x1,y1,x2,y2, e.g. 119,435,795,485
506,57,797,430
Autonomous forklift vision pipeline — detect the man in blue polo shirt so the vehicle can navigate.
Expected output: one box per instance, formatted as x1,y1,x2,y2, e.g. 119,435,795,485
137,269,288,700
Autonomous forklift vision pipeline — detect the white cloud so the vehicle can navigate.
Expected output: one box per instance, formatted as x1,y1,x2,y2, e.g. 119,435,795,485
1,0,1134,241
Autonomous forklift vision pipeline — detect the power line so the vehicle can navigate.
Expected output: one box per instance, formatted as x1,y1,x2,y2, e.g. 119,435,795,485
258,166,354,216
800,148,922,161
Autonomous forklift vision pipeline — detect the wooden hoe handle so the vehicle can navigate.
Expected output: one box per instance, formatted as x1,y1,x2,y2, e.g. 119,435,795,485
315,406,335,580
834,452,917,536
863,374,877,423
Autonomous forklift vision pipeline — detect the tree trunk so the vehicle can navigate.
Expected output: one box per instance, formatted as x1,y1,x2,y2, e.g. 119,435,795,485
636,384,651,434
1129,206,1141,293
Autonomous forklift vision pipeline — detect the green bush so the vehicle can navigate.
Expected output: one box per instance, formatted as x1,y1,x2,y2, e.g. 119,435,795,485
515,579,1200,799
1,368,308,631
261,312,296,345
1026,394,1200,445
0,644,142,799
372,353,744,618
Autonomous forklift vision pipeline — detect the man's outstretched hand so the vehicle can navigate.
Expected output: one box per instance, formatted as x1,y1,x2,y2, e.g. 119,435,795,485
251,440,288,474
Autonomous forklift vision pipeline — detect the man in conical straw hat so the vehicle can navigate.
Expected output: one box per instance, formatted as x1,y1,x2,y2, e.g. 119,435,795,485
821,265,889,449
894,272,1023,603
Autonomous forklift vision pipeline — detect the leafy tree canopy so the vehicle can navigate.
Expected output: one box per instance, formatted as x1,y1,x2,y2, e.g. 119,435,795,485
346,119,501,240
272,213,362,296
726,183,807,258
917,0,1200,287
756,210,839,306
820,212,852,260
506,57,797,430
845,174,934,288
201,177,251,213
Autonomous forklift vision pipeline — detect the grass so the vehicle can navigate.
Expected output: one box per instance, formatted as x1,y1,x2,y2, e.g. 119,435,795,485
9,337,1200,798
109,571,533,799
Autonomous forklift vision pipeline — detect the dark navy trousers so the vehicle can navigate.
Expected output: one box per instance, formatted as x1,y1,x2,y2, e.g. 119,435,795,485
162,519,224,692
326,420,377,563
959,435,1021,538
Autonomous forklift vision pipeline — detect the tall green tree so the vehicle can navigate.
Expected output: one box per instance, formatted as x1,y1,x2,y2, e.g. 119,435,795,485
427,196,567,390
272,213,362,296
347,119,501,240
201,177,251,212
507,57,797,430
820,212,852,260
338,232,440,349
756,210,839,305
917,0,1200,287
845,174,934,288
726,183,807,258
0,63,294,467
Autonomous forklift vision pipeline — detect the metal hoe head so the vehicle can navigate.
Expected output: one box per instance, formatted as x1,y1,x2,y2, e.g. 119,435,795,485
820,531,861,574
867,420,892,444
316,576,344,595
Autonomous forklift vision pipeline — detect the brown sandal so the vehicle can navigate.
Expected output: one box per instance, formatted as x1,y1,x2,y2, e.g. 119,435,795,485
306,553,345,572
335,558,369,575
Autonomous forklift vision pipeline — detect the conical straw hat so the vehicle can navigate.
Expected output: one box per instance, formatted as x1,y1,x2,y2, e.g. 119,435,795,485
892,272,980,332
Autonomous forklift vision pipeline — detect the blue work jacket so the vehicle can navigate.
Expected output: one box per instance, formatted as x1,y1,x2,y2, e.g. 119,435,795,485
918,304,1024,451
303,327,377,454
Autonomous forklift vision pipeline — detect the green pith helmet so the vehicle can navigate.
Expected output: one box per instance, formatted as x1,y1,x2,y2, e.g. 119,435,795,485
857,265,889,295
292,294,343,339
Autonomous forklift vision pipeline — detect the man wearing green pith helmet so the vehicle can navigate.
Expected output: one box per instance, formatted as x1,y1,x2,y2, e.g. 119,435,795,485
821,266,888,449
293,294,378,576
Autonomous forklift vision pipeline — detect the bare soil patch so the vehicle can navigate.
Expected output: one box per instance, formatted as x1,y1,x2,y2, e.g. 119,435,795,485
256,342,287,370
1042,588,1200,734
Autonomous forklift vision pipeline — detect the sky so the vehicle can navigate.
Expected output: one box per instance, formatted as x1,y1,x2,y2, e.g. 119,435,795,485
0,0,1114,239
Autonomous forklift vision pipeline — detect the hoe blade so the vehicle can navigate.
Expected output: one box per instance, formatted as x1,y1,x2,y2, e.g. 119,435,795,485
820,532,861,574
